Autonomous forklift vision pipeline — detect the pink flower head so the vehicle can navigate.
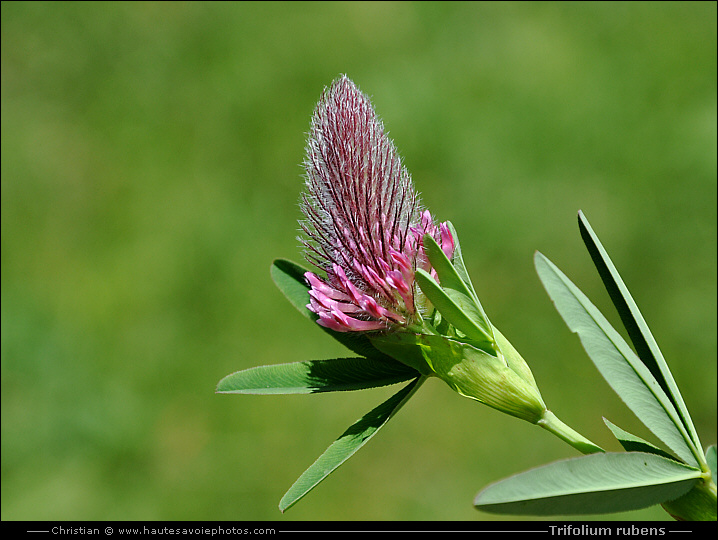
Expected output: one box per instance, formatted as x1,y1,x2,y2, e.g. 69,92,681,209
299,75,455,332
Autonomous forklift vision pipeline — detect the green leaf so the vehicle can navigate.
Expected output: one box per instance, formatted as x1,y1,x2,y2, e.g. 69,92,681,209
415,268,493,346
445,221,478,299
279,376,425,512
707,445,716,481
603,418,677,461
474,452,701,516
534,252,700,468
216,357,420,394
270,259,393,361
578,211,703,455
422,234,493,340
270,258,315,318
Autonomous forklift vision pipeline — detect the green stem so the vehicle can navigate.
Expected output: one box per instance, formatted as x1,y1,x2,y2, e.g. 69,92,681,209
661,475,717,521
537,410,605,455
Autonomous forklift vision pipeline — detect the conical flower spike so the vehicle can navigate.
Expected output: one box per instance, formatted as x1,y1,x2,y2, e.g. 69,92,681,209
300,75,454,333
298,76,548,424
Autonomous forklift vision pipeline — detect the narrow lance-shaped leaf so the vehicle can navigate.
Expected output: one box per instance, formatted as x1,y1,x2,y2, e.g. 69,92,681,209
415,268,494,347
279,376,425,512
534,252,700,467
270,259,397,361
216,357,419,394
474,452,701,516
445,221,479,300
422,233,493,341
706,445,716,482
602,418,677,461
578,211,703,455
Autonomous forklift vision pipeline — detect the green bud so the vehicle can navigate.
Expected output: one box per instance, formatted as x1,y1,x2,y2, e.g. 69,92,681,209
370,329,547,424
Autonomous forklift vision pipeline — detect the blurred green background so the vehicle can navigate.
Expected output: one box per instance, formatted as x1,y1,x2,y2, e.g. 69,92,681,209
2,1,715,522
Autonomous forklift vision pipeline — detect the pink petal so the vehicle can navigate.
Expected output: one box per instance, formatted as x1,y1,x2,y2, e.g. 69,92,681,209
308,289,361,313
440,222,455,259
329,308,386,332
305,272,351,301
316,312,351,332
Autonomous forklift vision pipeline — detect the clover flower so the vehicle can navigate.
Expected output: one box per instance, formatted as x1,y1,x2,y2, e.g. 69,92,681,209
218,75,616,514
300,75,455,333
296,76,552,426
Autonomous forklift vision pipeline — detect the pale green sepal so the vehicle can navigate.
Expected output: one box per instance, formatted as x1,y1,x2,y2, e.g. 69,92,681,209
493,327,536,388
534,252,700,468
368,332,436,376
372,333,546,424
278,376,425,512
415,268,494,348
216,357,420,394
707,445,716,481
422,233,493,339
474,452,701,516
603,418,678,461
